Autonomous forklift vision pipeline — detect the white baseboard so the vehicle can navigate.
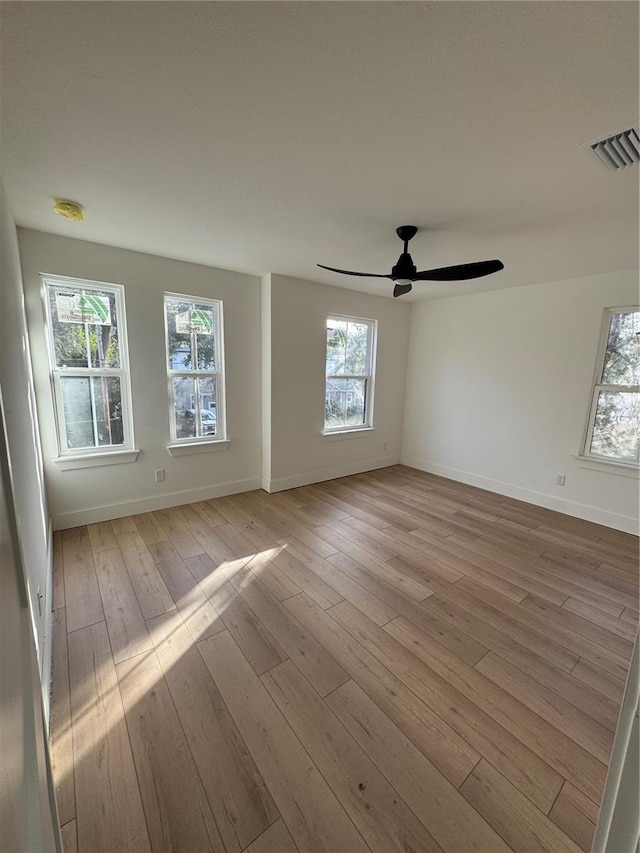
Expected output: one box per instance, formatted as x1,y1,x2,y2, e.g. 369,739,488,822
52,454,637,533
52,476,262,530
264,455,400,494
400,455,639,535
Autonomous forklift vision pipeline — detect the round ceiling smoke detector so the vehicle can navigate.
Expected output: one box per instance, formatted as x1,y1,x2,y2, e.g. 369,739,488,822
53,200,84,221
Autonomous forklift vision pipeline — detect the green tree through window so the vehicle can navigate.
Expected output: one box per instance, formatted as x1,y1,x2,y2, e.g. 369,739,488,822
164,294,225,442
585,307,639,463
43,278,133,454
325,315,376,431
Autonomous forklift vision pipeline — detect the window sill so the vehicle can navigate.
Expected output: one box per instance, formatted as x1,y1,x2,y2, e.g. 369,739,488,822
167,439,230,457
322,427,375,442
54,449,140,470
574,454,639,478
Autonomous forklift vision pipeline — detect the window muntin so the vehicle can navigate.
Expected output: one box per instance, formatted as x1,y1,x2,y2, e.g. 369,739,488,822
583,307,639,465
325,315,376,431
164,294,225,443
42,276,134,455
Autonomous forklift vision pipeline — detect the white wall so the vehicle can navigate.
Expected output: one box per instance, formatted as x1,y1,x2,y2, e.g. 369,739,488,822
401,269,639,533
19,229,262,529
0,185,51,696
593,632,639,853
0,183,59,850
264,274,411,491
0,397,60,853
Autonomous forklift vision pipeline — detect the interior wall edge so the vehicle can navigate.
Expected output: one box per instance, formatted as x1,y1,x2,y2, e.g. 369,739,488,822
51,475,262,530
261,273,272,485
593,633,640,853
264,455,400,494
401,454,638,534
0,182,53,714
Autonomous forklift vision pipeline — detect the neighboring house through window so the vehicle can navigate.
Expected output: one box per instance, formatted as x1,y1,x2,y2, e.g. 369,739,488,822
583,306,639,465
325,314,376,432
164,293,225,443
42,275,134,456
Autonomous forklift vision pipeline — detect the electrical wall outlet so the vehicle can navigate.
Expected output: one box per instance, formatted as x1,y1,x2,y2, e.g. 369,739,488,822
555,474,566,486
155,468,165,483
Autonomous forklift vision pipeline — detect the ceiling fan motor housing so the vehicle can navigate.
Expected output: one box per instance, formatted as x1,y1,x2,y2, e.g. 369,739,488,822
392,252,417,281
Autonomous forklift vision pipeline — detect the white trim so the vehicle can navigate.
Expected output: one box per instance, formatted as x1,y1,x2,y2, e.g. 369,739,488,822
574,454,639,478
263,455,399,494
163,292,227,444
167,439,230,456
322,427,376,441
592,634,639,853
41,518,54,726
54,449,140,470
41,275,136,456
39,271,125,291
581,305,639,463
51,475,261,529
325,313,377,432
400,454,639,535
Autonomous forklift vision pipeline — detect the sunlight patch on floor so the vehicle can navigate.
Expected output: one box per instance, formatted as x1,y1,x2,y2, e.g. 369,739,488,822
57,544,286,780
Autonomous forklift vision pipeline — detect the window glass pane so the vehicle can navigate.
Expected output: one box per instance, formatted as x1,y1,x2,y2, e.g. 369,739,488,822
325,378,366,429
95,377,125,446
601,310,640,385
326,318,347,376
166,298,217,371
165,294,223,441
198,377,217,436
345,321,370,375
166,299,193,369
173,376,196,439
60,376,124,449
590,390,639,461
48,285,120,369
193,303,217,371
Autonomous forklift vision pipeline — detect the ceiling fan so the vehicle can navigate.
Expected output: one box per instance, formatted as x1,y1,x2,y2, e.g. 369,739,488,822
318,225,504,297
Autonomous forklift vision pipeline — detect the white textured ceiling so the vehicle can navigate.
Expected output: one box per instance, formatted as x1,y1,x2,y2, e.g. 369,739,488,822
1,2,638,300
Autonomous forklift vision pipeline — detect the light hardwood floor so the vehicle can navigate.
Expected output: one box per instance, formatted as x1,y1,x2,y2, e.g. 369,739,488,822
50,465,639,853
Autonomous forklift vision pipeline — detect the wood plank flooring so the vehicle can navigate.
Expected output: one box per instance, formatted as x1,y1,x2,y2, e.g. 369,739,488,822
51,466,639,853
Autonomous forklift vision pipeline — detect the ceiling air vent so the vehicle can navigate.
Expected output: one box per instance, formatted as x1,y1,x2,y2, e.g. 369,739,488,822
585,124,640,170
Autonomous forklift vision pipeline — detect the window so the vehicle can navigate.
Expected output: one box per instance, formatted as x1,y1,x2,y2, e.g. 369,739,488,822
164,293,225,443
583,307,639,465
43,276,134,456
325,314,376,432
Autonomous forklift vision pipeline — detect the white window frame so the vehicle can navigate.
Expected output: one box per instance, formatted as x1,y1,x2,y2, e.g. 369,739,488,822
581,305,639,468
324,313,377,434
42,274,135,459
163,292,227,446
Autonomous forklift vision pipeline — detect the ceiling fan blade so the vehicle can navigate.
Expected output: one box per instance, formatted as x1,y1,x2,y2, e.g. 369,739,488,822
393,282,413,298
317,264,390,278
414,259,504,281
